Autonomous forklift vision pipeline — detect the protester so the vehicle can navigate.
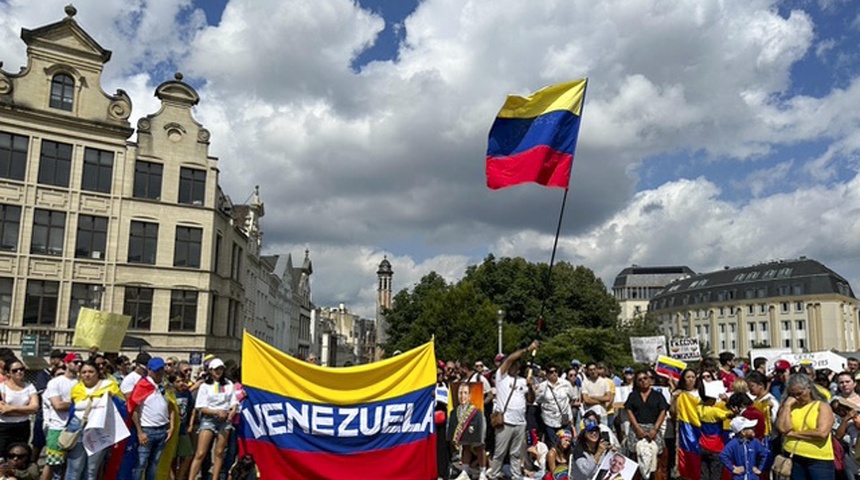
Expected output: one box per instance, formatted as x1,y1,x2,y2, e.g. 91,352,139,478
570,418,611,480
129,357,175,480
753,357,767,376
522,431,548,479
65,359,124,480
113,355,131,384
121,353,151,396
487,341,538,480
836,371,860,403
847,358,860,375
545,428,572,479
720,417,767,480
188,358,239,480
718,352,737,391
535,364,576,447
623,369,668,480
582,362,612,426
831,396,860,480
697,382,732,480
0,358,38,457
33,349,65,463
165,357,180,376
770,360,791,401
41,353,80,480
0,443,40,480
170,372,194,480
776,373,835,480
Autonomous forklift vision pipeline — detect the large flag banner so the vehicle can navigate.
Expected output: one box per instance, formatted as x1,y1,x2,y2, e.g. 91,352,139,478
239,332,438,479
675,391,701,480
486,79,587,190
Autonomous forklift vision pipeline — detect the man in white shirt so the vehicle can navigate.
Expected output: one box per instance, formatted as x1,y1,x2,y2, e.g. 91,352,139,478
121,352,151,396
582,362,612,425
130,357,175,480
488,340,538,480
42,353,80,480
535,364,576,447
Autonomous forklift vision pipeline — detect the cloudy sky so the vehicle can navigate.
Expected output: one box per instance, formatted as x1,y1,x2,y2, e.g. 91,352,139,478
2,0,860,318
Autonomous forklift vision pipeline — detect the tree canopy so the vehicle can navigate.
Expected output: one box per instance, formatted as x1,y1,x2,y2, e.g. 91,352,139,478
383,255,658,370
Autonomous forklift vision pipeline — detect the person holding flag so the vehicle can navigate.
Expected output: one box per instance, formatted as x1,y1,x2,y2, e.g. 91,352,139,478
128,357,176,480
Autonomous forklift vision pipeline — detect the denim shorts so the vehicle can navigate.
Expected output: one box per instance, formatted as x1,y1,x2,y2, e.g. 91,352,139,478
199,415,233,434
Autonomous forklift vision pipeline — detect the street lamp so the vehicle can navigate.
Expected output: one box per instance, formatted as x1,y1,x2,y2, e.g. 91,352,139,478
497,309,504,355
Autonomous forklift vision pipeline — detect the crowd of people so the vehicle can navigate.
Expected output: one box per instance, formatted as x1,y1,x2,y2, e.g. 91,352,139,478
0,347,250,480
435,345,860,480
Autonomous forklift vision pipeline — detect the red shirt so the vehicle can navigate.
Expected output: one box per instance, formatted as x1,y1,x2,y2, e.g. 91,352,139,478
741,406,766,439
720,369,736,392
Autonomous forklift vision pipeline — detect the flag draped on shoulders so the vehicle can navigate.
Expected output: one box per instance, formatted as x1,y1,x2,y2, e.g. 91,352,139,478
486,79,587,190
239,332,438,480
675,392,701,480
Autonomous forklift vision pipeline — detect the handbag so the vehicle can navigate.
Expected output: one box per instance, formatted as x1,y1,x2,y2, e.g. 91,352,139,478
772,401,818,478
491,377,517,430
58,398,94,451
548,382,571,427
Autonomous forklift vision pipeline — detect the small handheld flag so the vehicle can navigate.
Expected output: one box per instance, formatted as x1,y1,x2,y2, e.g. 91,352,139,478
655,355,687,380
486,79,587,190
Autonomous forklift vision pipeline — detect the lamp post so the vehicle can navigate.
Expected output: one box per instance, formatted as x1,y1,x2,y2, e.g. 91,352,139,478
497,309,504,355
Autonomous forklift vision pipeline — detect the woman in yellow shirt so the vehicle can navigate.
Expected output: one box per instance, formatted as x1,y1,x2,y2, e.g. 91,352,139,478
775,373,834,480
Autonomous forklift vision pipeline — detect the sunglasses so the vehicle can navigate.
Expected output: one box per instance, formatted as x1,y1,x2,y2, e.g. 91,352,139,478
10,367,25,374
166,362,174,366
6,453,27,460
72,360,83,365
548,369,558,373
182,368,192,374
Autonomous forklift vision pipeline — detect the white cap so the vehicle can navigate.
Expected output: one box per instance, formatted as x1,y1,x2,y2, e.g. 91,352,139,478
730,417,757,435
208,358,226,370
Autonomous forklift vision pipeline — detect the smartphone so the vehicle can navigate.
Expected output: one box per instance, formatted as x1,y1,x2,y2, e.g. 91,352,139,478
600,431,610,443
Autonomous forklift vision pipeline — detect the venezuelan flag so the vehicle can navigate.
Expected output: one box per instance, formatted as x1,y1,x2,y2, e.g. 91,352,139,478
675,392,701,480
239,332,438,480
655,355,686,381
486,79,587,190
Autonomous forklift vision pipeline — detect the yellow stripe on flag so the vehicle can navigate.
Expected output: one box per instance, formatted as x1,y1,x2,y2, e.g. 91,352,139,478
496,79,587,119
675,391,701,428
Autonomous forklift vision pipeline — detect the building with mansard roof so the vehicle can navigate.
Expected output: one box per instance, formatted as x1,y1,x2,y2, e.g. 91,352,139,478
648,257,859,355
0,7,266,362
612,265,695,323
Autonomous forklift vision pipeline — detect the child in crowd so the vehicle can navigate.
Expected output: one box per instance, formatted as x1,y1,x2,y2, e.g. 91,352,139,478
173,372,195,480
719,417,767,480
697,386,733,480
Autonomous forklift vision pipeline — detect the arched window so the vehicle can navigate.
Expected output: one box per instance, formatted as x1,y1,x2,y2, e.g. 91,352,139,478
49,74,75,111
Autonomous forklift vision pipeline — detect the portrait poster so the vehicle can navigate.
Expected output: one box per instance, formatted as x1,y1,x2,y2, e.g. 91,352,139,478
447,381,485,446
591,451,638,480
629,336,667,364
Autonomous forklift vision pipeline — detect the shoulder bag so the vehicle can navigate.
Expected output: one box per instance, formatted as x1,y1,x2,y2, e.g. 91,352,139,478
58,398,94,451
772,401,817,479
491,377,517,430
548,382,571,427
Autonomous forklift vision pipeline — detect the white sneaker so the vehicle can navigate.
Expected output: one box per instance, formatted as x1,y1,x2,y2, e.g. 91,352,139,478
454,470,470,480
478,471,488,480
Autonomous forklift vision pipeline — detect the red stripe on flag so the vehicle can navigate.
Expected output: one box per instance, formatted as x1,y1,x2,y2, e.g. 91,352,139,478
486,146,572,190
240,434,437,480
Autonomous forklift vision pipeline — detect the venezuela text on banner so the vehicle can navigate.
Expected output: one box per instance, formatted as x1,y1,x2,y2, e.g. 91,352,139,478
239,332,438,480
486,79,587,190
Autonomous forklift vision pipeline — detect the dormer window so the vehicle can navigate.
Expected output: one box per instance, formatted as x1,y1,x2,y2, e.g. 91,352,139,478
49,74,75,111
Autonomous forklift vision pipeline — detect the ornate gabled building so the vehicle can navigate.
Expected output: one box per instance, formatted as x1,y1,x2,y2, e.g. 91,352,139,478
648,257,860,355
0,8,250,362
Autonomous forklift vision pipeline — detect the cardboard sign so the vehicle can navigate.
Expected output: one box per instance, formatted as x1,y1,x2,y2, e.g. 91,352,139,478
703,380,727,400
630,336,667,364
669,338,701,361
72,308,131,353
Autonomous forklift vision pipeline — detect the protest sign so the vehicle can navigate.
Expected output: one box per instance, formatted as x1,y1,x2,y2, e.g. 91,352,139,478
614,385,632,406
72,308,131,353
591,450,638,480
703,380,727,399
83,395,130,456
777,351,846,371
630,336,667,363
749,348,792,373
668,338,701,361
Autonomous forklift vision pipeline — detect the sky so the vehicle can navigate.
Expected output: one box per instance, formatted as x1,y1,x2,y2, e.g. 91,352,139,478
2,0,860,318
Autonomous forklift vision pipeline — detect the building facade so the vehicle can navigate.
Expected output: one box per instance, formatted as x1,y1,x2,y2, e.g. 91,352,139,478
648,257,860,355
0,9,251,362
375,256,392,359
612,265,694,322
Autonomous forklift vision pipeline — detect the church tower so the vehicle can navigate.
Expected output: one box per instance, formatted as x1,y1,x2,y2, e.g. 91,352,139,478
375,256,393,357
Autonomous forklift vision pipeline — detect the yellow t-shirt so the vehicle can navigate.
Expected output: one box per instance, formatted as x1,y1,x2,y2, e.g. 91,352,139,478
782,401,833,460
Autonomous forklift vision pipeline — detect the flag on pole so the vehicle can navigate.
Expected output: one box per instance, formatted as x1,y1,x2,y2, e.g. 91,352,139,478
239,332,438,479
486,79,587,190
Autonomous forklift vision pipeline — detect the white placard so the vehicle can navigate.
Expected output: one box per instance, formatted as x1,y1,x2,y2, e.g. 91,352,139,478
777,351,846,371
83,395,130,456
749,348,792,373
703,380,727,400
614,385,632,405
630,336,667,364
668,338,701,361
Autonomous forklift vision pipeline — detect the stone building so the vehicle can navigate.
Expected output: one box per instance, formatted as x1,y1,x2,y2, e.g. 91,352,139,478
0,8,252,362
648,257,860,355
612,265,694,323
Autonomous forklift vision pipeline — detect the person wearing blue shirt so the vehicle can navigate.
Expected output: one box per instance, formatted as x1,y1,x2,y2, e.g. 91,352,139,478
720,417,768,480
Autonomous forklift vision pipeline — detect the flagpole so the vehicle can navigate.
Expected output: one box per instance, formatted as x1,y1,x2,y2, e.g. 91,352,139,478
536,187,569,337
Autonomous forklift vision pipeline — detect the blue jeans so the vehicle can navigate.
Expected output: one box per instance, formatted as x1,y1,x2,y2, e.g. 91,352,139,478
790,455,835,480
64,441,108,480
134,425,169,480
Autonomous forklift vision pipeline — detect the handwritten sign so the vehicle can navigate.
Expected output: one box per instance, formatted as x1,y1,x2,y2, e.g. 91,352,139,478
72,308,131,353
630,336,667,364
669,338,701,361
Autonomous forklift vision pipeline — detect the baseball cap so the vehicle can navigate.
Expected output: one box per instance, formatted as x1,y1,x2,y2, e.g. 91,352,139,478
730,417,757,435
624,367,634,374
135,352,152,366
584,419,600,432
774,360,791,372
147,357,165,372
570,359,582,367
63,352,82,364
494,353,505,363
208,358,226,370
799,359,814,366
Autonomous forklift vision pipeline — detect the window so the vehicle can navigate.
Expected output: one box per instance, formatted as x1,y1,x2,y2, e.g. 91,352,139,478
721,341,726,350
759,304,766,314
795,301,803,312
730,323,736,333
792,284,804,295
0,132,28,181
745,289,755,299
783,339,791,348
0,204,21,251
49,74,74,111
0,278,12,325
38,140,72,187
133,161,162,200
719,324,726,334
214,234,222,274
68,283,101,328
756,288,767,298
23,280,59,326
763,270,777,279
777,285,789,296
782,321,790,331
169,290,198,332
31,209,66,256
749,322,756,332
75,215,107,260
781,302,789,313
230,242,242,281
179,168,206,205
695,325,701,335
796,320,805,331
123,287,153,330
128,221,158,264
174,226,202,268
747,305,754,314
719,307,725,317
798,339,806,350
81,148,113,193
760,321,768,332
